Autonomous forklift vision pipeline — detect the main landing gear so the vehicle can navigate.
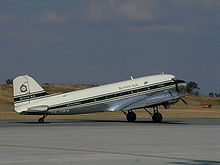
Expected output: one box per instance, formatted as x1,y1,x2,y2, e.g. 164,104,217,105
122,110,137,122
145,107,163,123
122,107,163,123
38,114,48,123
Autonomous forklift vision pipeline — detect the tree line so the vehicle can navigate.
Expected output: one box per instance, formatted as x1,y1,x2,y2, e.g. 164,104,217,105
3,78,219,97
209,93,220,97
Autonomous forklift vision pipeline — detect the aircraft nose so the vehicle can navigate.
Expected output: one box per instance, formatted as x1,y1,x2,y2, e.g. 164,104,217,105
177,80,187,91
176,80,186,83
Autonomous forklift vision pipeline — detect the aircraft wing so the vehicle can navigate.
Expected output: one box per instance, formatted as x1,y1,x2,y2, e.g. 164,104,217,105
121,95,181,111
108,91,183,111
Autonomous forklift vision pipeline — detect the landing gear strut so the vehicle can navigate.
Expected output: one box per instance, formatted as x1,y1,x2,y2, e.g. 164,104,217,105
145,107,163,123
38,114,48,123
122,110,137,122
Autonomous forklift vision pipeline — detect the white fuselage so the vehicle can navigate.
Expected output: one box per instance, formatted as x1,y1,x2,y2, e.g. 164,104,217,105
15,74,179,115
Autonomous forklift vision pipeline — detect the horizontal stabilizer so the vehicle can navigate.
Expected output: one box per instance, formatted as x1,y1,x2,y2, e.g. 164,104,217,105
27,105,49,113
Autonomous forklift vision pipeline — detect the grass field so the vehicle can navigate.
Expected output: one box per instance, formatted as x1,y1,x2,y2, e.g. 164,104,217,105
0,84,220,120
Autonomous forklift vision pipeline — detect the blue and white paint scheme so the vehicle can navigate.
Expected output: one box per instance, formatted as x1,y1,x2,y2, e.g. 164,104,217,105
13,74,186,123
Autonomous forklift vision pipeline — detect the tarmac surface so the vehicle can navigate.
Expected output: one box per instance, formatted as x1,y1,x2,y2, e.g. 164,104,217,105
0,118,220,165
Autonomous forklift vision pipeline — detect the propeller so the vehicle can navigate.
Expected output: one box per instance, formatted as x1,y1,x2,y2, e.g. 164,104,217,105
172,78,180,93
172,78,187,105
180,98,187,105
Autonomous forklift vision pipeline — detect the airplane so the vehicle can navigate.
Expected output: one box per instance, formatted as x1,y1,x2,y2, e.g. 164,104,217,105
13,73,186,123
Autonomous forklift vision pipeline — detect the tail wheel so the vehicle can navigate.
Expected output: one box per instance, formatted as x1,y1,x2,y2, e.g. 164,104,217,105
126,111,137,122
38,118,44,123
38,114,47,123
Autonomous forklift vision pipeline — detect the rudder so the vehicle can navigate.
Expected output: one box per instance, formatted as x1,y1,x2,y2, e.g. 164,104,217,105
13,75,48,108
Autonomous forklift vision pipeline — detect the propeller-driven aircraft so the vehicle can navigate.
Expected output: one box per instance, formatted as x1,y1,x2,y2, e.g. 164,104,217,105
13,74,186,123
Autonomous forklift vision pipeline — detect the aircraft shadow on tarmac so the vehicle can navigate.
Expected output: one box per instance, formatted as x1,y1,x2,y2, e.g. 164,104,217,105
11,119,189,125
81,119,189,125
171,160,220,165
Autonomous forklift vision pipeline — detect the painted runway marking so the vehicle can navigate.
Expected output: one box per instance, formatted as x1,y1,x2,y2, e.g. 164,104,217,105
0,144,220,163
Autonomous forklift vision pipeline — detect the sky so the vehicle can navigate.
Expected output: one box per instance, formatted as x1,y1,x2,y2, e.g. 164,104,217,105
0,0,219,95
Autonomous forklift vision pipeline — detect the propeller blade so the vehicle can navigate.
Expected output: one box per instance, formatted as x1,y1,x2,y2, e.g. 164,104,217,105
181,98,187,105
172,78,179,93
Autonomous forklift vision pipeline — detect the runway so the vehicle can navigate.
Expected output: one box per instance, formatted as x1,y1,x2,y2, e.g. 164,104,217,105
0,118,220,165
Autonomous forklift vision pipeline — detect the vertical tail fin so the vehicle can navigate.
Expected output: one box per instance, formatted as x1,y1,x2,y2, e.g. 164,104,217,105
13,75,48,109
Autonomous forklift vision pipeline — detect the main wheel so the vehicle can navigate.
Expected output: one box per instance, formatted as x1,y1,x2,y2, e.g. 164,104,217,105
152,113,163,123
38,118,44,123
126,111,137,122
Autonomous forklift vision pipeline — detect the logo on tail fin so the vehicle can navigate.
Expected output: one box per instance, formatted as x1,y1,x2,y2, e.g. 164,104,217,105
20,84,27,92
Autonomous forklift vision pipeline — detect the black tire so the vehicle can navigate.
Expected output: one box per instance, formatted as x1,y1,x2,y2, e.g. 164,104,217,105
126,111,137,122
38,118,44,123
152,113,163,123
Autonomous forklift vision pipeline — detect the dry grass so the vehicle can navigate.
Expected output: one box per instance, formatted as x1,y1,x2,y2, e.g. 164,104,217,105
0,84,220,120
0,85,13,105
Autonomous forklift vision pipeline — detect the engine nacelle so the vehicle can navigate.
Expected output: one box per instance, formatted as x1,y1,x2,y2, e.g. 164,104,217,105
163,98,179,109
